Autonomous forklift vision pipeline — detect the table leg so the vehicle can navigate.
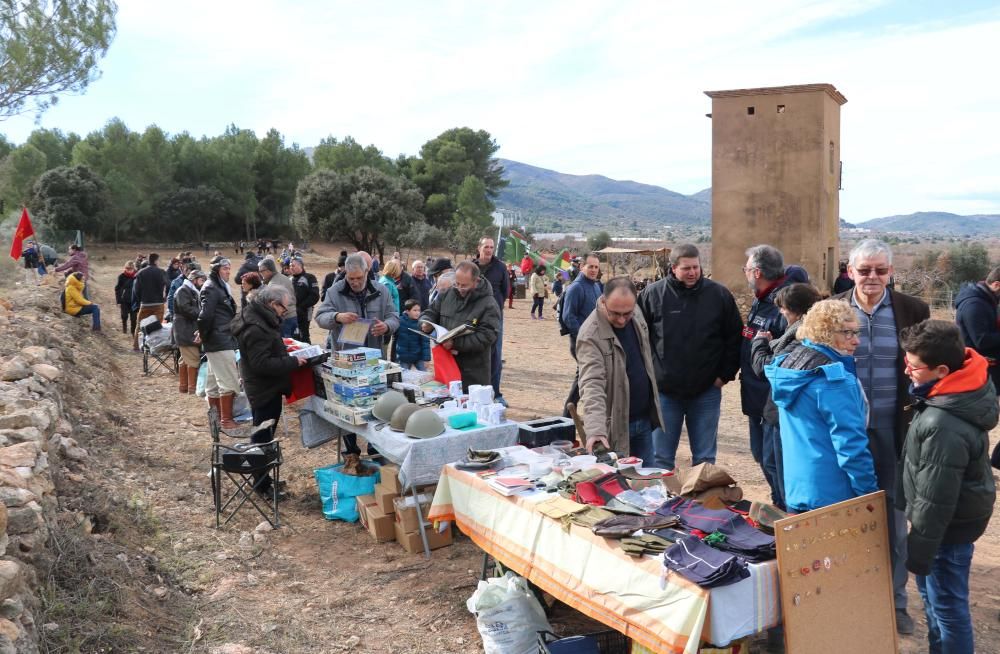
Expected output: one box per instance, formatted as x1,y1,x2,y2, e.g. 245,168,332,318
410,483,432,559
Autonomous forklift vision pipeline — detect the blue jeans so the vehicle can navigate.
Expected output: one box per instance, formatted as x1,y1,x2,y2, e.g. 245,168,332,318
652,386,721,470
761,421,785,510
628,418,656,463
491,314,503,398
280,316,298,338
76,304,101,330
404,361,426,371
917,542,975,654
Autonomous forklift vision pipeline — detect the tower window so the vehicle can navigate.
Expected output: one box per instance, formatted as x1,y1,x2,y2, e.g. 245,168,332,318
777,104,785,113
747,106,755,115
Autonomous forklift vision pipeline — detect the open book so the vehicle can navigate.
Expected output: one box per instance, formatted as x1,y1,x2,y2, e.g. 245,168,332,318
409,320,474,345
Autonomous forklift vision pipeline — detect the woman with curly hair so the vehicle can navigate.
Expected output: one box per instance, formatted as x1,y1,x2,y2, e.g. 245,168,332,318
764,299,878,512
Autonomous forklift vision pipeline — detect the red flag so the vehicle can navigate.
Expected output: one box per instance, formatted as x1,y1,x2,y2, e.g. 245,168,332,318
9,208,35,260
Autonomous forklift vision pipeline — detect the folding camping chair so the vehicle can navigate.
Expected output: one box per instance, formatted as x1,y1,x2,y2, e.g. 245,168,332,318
139,317,179,376
209,407,282,528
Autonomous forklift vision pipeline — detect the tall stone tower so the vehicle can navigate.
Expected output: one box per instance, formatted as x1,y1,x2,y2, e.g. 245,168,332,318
705,84,846,292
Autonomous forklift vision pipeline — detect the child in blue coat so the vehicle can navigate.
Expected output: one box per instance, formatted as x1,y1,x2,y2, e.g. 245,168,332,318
396,299,430,371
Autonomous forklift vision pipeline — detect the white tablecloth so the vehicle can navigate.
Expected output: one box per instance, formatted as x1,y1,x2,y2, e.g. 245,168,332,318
303,396,519,487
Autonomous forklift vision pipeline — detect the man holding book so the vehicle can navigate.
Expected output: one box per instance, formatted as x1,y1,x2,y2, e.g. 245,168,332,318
419,261,500,392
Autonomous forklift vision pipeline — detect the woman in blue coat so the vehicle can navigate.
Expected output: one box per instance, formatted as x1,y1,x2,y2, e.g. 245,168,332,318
765,299,878,512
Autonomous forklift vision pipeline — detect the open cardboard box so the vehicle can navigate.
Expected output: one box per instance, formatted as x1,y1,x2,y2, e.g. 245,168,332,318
392,492,433,533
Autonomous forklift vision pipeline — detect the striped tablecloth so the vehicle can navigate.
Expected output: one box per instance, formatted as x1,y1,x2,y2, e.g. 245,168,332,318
428,465,780,652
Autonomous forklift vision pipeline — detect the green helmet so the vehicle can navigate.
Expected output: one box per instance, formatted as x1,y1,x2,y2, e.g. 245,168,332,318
372,390,409,422
404,408,445,439
389,403,422,432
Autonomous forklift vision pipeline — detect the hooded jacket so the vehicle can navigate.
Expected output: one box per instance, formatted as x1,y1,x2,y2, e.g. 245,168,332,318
765,339,879,512
638,272,743,399
900,348,997,575
314,278,399,350
173,280,202,346
63,275,91,315
395,313,430,364
954,282,1000,390
419,276,500,389
577,304,664,456
230,300,301,407
197,274,238,352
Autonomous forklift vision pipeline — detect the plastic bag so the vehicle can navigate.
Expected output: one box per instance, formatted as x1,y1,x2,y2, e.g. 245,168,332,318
196,361,208,397
467,572,552,654
431,344,462,386
313,463,381,522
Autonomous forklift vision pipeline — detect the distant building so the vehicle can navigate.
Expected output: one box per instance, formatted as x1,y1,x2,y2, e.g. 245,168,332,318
705,83,846,292
534,232,584,241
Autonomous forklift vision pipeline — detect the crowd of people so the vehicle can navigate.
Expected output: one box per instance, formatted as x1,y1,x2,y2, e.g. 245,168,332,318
46,234,998,653
570,239,995,654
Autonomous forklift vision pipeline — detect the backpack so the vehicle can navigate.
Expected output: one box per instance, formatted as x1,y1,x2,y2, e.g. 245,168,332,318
555,290,570,336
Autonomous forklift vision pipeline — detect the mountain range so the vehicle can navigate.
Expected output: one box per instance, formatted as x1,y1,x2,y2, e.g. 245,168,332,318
494,159,1000,237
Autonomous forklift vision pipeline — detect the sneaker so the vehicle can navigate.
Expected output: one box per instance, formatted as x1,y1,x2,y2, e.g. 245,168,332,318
895,608,915,635
496,396,508,408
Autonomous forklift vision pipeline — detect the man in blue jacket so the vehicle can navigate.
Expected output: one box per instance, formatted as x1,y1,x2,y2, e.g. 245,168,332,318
954,266,1000,393
561,253,603,411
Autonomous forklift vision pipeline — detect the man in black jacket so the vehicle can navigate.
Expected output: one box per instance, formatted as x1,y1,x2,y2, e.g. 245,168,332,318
638,244,742,470
954,266,1000,393
230,285,307,499
289,258,320,344
131,252,169,350
474,237,510,404
740,245,794,497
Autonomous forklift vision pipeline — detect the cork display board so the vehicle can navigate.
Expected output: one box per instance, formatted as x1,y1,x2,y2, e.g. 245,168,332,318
774,491,898,654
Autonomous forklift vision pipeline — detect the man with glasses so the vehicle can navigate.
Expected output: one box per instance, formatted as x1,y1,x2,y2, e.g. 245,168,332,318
638,244,743,471
577,277,663,460
740,245,795,503
834,238,930,635
420,261,500,392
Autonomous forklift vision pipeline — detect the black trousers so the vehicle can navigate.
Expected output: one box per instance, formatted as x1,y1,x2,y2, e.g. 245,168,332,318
296,311,311,344
119,304,137,334
250,394,283,491
562,334,580,418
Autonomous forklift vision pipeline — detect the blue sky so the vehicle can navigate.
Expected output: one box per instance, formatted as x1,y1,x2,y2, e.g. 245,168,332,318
2,0,998,222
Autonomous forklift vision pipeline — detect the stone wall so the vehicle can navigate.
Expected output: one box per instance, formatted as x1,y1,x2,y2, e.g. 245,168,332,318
0,289,90,653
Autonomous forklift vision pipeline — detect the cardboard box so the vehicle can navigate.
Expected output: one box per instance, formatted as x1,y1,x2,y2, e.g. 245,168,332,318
360,503,395,543
380,464,402,494
323,399,373,425
392,493,433,533
394,519,453,554
374,482,399,514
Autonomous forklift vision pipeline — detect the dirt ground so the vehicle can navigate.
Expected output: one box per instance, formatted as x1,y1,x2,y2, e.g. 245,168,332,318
31,243,1000,652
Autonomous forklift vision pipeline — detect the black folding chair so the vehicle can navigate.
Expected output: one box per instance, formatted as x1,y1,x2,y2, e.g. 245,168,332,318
209,408,282,528
140,321,179,377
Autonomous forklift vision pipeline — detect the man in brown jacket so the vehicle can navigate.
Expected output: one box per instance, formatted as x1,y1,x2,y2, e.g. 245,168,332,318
577,277,663,460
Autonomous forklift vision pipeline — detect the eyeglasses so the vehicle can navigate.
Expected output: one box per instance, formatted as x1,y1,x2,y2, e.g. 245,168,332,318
835,329,861,339
742,266,758,273
854,267,890,277
904,360,929,373
274,302,288,313
606,309,634,320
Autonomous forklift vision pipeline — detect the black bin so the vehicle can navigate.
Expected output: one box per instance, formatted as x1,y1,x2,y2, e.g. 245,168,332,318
517,416,575,448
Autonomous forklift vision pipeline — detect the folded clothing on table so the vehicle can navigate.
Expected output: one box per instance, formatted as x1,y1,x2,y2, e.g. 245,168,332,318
591,513,680,539
658,496,743,533
663,536,750,588
710,514,776,562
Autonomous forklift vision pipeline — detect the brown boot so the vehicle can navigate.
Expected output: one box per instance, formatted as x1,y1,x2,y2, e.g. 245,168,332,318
187,365,198,394
207,395,221,421
178,363,189,393
219,393,240,431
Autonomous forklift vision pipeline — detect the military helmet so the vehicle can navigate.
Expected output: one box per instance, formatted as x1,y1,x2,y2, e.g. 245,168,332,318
372,390,408,422
405,408,445,439
389,403,422,432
